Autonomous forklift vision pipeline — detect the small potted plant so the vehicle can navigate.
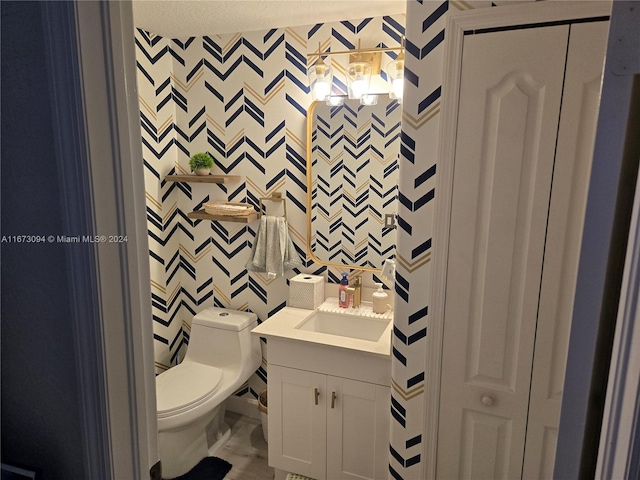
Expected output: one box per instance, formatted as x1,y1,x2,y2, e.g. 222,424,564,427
189,152,214,176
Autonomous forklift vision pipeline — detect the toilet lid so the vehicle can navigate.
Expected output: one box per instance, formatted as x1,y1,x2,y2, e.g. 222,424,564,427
156,362,223,416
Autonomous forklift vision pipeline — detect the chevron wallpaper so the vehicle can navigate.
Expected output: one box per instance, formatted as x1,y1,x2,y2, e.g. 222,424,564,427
134,15,405,406
311,98,400,268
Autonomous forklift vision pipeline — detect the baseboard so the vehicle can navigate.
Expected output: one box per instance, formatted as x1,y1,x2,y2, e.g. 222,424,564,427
226,395,260,420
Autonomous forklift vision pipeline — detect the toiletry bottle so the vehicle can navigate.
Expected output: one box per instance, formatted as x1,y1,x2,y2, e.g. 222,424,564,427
372,283,389,314
338,273,350,308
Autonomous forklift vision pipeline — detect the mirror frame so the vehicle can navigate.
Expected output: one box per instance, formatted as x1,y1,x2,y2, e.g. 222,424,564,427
306,98,393,273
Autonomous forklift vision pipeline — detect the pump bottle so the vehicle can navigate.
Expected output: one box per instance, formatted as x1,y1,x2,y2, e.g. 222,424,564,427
338,273,349,308
372,283,389,314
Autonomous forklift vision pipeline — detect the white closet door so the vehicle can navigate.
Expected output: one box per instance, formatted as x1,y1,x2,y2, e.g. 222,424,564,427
522,21,609,479
436,25,569,480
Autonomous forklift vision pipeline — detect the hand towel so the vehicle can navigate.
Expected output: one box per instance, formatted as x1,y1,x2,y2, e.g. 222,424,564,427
246,215,302,278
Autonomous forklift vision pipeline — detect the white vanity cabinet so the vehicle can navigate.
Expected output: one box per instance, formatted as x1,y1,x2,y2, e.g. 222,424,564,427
251,305,393,480
268,364,390,480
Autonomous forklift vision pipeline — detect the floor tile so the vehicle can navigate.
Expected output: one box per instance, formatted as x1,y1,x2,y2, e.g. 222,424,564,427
216,412,274,480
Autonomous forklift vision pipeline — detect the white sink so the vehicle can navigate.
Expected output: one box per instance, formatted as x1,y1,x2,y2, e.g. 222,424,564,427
251,300,393,360
252,303,392,385
295,310,391,342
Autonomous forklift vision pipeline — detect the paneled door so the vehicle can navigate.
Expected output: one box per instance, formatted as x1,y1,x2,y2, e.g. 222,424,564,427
437,19,608,479
436,25,569,479
522,21,608,479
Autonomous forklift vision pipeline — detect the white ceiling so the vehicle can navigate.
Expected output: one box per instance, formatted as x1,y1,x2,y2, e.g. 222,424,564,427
132,0,406,38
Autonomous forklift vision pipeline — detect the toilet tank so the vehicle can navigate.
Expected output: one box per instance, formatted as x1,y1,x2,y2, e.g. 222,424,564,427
183,307,259,369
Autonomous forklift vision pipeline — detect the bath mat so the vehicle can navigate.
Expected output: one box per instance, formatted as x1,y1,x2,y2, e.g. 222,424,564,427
164,456,231,480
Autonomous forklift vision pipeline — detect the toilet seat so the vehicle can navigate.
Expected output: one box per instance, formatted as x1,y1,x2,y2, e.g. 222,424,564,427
156,362,223,418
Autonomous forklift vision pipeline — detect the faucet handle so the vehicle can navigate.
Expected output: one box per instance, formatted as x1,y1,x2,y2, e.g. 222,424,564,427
353,275,362,286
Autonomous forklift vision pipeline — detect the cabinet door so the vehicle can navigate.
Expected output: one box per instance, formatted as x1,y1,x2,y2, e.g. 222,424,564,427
522,21,609,479
327,377,390,480
268,365,327,480
436,25,569,480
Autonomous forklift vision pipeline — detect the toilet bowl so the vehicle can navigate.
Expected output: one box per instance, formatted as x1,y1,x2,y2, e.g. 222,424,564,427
155,307,261,478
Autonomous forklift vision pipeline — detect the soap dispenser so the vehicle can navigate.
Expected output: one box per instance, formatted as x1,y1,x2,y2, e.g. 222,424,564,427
338,273,350,308
372,283,389,314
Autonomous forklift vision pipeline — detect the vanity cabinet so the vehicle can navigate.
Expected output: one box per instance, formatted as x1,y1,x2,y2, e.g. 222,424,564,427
251,305,392,480
268,365,390,480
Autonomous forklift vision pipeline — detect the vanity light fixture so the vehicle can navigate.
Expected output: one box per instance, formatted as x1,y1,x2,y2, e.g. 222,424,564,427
307,43,334,102
307,37,405,105
346,40,378,101
347,60,372,100
386,37,405,104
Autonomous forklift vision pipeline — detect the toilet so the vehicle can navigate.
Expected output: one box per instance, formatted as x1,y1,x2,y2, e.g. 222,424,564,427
155,307,261,478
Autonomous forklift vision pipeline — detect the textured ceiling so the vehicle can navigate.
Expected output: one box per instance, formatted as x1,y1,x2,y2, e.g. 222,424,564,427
132,0,406,38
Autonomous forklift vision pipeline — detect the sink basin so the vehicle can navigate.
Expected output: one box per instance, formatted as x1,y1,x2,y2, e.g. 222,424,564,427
252,303,392,368
295,310,391,342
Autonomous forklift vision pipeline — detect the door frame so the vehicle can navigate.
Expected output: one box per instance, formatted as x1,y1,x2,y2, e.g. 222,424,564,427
42,1,158,478
596,133,640,479
424,2,612,477
558,0,640,476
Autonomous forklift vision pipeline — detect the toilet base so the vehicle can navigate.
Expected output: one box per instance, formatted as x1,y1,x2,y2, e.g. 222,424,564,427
205,405,231,455
159,402,229,479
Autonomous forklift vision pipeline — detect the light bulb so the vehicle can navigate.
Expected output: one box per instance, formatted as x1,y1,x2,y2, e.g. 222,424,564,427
391,77,404,99
347,61,371,100
313,81,331,101
387,49,405,101
326,95,345,106
360,94,378,106
351,78,368,99
307,57,333,102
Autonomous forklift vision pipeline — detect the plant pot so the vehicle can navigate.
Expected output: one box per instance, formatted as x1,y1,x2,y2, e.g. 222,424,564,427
194,169,210,176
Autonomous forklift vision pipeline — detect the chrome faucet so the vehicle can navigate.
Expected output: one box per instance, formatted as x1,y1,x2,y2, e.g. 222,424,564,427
346,275,362,308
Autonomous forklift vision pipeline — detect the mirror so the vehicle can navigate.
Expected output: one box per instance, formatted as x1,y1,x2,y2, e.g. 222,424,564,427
306,96,400,271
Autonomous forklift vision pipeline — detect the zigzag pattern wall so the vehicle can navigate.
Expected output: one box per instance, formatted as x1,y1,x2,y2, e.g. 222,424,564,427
134,16,405,405
390,1,533,478
388,4,445,476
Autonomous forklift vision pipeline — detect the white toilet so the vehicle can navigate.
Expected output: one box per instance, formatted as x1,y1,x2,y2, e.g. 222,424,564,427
155,307,261,478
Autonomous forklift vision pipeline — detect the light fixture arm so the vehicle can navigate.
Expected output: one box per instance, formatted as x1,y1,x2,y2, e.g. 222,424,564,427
313,42,326,68
307,39,405,60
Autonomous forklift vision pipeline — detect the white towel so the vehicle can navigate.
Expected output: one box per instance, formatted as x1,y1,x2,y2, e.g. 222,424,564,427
246,215,302,278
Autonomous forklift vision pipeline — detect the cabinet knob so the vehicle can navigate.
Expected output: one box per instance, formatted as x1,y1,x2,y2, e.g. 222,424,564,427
331,391,337,409
314,388,320,406
481,395,494,407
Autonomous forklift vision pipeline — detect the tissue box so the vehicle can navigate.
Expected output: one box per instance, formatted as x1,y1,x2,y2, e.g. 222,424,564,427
289,274,325,310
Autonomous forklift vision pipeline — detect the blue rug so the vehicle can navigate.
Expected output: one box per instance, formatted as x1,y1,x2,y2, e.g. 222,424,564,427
165,457,231,480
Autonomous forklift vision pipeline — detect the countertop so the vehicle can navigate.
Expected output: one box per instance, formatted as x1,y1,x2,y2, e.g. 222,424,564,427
251,299,392,357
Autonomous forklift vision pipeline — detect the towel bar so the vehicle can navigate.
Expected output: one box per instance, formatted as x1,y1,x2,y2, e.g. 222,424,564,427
259,192,288,220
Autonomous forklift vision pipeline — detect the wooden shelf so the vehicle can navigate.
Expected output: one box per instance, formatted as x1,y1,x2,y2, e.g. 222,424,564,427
187,209,258,223
165,174,241,184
